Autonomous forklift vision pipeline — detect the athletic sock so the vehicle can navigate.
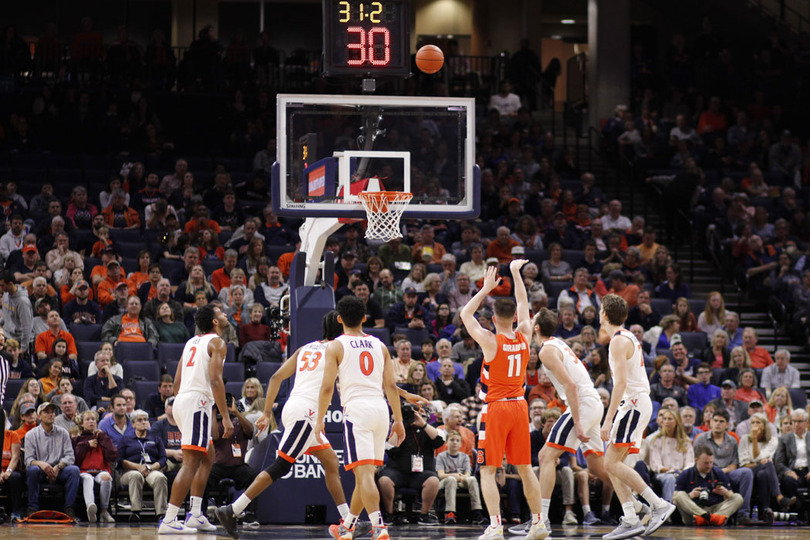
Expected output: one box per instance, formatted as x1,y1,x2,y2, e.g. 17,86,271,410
190,496,203,517
232,493,252,516
632,499,642,513
541,499,551,522
582,504,591,514
532,512,542,526
602,504,611,515
164,503,180,523
621,502,638,525
640,487,666,509
490,514,502,528
337,503,349,521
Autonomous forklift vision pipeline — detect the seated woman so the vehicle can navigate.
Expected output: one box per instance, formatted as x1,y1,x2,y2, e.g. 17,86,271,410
38,358,63,396
738,412,796,521
47,377,90,412
118,409,168,521
401,362,428,396
673,297,698,333
154,302,190,343
735,368,766,403
700,329,730,370
647,408,694,502
72,410,118,523
764,386,792,425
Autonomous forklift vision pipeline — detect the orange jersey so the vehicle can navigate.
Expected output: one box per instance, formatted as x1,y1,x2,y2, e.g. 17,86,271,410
479,332,528,402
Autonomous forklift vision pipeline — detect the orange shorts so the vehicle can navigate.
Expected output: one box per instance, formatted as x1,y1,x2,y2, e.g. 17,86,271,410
476,399,531,467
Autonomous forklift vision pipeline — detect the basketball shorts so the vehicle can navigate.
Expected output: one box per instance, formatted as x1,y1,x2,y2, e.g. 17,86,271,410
277,396,332,463
609,393,652,454
477,398,531,467
545,394,604,457
342,398,389,471
174,390,213,453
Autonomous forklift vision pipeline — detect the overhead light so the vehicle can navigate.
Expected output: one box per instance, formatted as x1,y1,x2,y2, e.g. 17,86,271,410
550,35,563,40
561,19,575,24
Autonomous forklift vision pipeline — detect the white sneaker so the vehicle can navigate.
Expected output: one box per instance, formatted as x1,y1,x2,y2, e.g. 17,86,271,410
637,502,651,526
478,524,505,540
507,520,531,535
525,521,550,540
186,513,218,532
158,518,197,534
644,501,676,535
563,510,578,525
602,517,645,540
87,503,97,523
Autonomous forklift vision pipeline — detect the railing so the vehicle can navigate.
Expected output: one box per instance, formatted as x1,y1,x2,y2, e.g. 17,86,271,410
749,0,810,35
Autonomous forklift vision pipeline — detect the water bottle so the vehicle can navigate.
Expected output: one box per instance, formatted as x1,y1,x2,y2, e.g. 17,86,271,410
752,506,758,521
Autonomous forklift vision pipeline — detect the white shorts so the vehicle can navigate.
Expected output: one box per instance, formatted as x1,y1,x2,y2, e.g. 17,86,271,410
545,394,604,457
609,393,652,454
277,396,332,463
342,398,389,471
173,390,213,452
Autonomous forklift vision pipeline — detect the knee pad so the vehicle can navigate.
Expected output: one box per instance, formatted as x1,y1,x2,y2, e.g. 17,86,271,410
265,457,293,481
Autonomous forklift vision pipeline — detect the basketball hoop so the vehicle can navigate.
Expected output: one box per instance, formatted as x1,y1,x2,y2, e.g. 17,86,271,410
357,191,413,242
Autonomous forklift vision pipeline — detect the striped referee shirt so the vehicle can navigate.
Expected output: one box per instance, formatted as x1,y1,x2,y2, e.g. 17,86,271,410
0,354,8,405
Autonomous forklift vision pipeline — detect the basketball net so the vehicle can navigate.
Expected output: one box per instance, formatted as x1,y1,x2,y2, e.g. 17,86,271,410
357,191,413,242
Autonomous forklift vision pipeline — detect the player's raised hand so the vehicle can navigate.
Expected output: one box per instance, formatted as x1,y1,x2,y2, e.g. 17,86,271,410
481,265,501,292
509,258,528,274
402,391,430,408
255,413,271,433
390,420,405,446
222,416,234,439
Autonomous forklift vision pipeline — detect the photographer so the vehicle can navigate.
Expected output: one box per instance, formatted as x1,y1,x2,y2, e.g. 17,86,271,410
377,403,445,525
673,445,743,526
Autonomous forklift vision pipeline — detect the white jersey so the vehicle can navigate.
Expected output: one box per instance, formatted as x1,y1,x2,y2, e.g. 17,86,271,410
540,337,599,403
288,340,330,404
335,333,386,405
608,329,650,398
178,333,222,400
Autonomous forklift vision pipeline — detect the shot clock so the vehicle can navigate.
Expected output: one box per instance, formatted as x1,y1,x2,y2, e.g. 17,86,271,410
323,0,410,76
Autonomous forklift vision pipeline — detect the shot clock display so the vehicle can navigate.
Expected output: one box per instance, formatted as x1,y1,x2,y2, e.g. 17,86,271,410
323,0,410,76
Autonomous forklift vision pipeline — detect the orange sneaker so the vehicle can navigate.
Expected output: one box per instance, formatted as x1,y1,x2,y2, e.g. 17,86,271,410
694,515,709,526
710,514,727,526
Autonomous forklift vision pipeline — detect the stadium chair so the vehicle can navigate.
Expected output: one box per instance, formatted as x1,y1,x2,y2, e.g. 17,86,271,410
218,231,233,245
394,327,430,347
5,378,25,401
225,381,244,398
426,263,442,275
256,362,283,382
789,388,807,410
679,332,708,352
226,343,237,363
69,323,102,342
166,360,179,378
265,245,294,264
650,298,673,315
159,343,186,365
76,341,103,364
116,241,148,258
546,281,573,302
121,257,138,274
124,361,161,383
115,342,155,362
688,298,706,316
202,259,224,277
132,380,157,409
525,249,547,265
79,154,112,170
561,250,584,268
160,259,185,284
223,362,245,383
364,327,391,345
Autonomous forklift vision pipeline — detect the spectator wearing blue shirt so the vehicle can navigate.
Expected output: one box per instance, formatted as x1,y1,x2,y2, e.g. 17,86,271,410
83,352,124,410
723,312,743,351
673,445,743,525
654,263,691,304
688,363,722,410
118,409,168,520
554,305,582,340
98,394,134,449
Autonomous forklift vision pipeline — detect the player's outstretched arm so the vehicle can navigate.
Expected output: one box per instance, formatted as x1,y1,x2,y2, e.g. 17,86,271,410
209,337,233,439
600,337,629,441
382,347,405,446
398,387,430,407
510,258,532,339
314,340,341,436
256,348,300,432
459,265,500,354
540,347,587,442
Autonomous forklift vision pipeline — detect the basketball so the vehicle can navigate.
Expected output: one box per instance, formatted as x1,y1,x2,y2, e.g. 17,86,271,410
415,44,444,74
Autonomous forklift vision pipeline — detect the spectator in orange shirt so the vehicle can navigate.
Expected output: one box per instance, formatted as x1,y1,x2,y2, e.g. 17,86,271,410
97,259,128,308
742,327,774,369
101,190,141,230
697,97,728,135
607,269,639,308
475,258,511,297
211,249,238,292
276,241,299,280
183,205,221,236
90,247,120,286
486,226,521,264
412,224,446,264
35,310,78,364
100,295,159,347
126,250,153,293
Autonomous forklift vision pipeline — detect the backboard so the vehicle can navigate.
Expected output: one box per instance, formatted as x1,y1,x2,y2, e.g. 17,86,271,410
272,94,480,219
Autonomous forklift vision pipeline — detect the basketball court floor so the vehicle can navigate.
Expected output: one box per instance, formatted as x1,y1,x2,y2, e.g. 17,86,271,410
5,523,810,539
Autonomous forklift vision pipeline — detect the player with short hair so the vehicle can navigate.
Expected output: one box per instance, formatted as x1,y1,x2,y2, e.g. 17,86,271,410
531,307,618,533
216,311,371,539
599,294,676,539
315,296,405,540
459,261,548,540
158,304,233,534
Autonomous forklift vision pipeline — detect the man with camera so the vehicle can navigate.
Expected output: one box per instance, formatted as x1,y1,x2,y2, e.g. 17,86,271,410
377,403,445,525
673,445,743,525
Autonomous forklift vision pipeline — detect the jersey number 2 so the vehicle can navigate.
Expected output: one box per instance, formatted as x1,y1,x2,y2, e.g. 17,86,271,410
298,351,321,372
507,353,522,377
359,351,374,376
186,346,197,367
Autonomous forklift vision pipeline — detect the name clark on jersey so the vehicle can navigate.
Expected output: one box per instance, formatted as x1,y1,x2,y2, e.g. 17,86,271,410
502,342,527,352
348,339,374,349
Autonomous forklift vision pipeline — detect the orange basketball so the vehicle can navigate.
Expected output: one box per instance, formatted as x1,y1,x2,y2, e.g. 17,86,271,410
415,45,444,74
